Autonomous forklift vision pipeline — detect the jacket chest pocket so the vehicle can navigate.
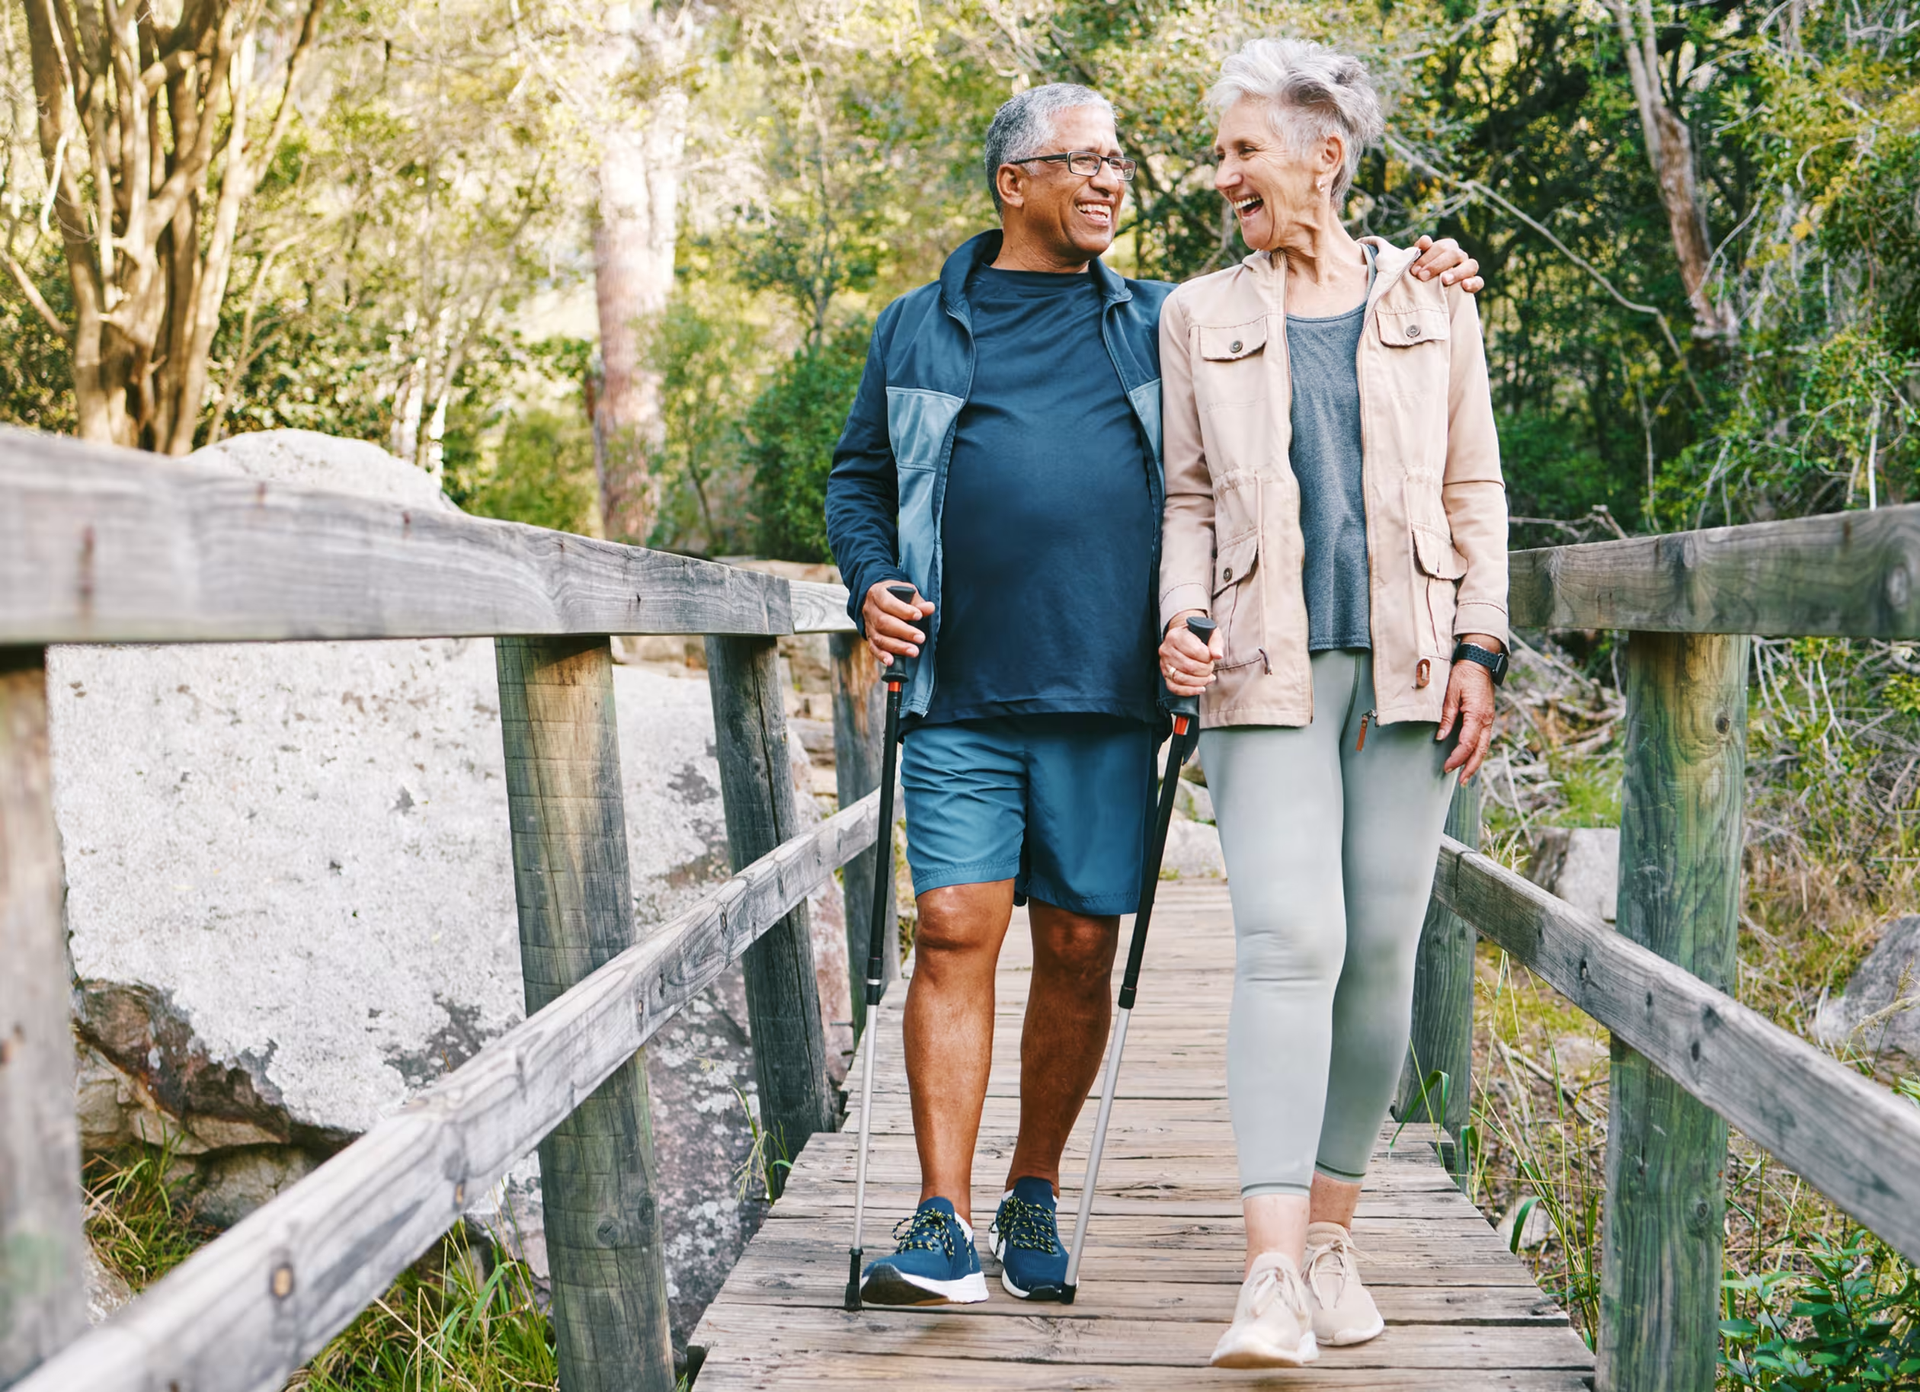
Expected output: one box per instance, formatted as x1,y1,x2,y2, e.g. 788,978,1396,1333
1211,472,1266,670
1195,318,1271,413
1373,305,1451,406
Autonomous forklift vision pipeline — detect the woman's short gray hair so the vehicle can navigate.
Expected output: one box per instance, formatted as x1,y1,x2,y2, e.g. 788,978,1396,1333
1206,39,1385,204
983,83,1116,212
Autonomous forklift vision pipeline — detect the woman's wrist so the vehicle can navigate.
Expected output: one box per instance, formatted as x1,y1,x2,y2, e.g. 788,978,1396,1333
1166,608,1209,637
1458,633,1505,656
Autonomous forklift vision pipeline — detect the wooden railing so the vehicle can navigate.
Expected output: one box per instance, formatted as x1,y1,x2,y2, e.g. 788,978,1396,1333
6,425,1920,1392
0,427,869,1392
1399,503,1920,1390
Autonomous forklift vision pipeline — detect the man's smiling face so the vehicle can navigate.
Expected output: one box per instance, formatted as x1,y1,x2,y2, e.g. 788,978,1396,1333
1001,105,1127,266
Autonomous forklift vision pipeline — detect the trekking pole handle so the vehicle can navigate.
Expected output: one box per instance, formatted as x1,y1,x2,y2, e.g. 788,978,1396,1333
884,583,921,688
1168,615,1217,725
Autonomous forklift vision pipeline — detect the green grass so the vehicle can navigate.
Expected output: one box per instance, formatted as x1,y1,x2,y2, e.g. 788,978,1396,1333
294,1227,559,1392
84,1146,575,1391
83,1145,208,1293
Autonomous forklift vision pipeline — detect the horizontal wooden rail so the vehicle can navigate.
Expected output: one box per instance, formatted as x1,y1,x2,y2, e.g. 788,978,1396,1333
790,581,858,634
0,428,791,644
1509,503,1920,637
1432,837,1920,1265
14,788,882,1392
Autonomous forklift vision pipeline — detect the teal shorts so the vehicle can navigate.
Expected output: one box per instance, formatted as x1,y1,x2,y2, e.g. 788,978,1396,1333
898,716,1157,916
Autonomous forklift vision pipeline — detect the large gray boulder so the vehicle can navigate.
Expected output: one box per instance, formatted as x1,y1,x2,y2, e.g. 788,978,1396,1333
1162,818,1226,879
50,429,846,1346
1525,827,1620,922
1814,915,1920,1064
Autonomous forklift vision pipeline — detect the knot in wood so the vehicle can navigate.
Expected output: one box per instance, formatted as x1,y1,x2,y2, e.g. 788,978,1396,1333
1887,563,1912,612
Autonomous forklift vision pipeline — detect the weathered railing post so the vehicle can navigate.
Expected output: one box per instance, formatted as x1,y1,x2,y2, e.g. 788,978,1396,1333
495,636,673,1392
706,635,836,1196
1598,632,1747,1392
0,648,86,1386
1399,779,1480,1179
830,632,894,1035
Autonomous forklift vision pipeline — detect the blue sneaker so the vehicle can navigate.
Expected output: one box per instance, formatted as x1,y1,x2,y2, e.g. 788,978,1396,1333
990,1177,1070,1301
859,1198,989,1306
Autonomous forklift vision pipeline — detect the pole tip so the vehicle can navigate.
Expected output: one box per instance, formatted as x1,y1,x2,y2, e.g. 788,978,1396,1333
1060,1284,1076,1305
844,1249,863,1312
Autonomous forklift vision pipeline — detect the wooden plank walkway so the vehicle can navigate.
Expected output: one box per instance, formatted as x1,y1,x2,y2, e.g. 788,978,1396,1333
690,882,1596,1389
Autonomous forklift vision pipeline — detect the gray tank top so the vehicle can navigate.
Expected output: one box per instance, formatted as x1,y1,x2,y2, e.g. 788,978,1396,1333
1286,247,1375,652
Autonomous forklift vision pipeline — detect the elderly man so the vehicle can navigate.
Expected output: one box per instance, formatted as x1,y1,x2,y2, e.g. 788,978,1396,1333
824,82,1482,1307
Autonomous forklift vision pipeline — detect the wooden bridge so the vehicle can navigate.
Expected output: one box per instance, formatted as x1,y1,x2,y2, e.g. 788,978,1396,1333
4,426,1920,1391
690,885,1596,1389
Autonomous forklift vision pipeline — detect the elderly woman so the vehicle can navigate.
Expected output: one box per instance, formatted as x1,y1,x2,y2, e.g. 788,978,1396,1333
1156,38,1509,1368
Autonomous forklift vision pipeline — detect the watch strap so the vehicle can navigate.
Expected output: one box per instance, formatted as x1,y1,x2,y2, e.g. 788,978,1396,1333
1452,641,1508,685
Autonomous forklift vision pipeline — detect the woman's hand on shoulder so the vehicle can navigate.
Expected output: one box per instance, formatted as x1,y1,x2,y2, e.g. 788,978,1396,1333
1438,634,1503,782
1411,235,1484,295
1160,610,1222,697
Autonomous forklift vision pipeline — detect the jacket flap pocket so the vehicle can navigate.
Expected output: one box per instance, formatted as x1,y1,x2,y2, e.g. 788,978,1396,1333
1199,319,1269,362
1213,532,1260,595
1376,305,1451,348
1410,524,1467,580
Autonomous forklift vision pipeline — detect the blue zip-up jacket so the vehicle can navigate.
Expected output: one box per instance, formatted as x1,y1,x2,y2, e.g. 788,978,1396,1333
824,230,1176,719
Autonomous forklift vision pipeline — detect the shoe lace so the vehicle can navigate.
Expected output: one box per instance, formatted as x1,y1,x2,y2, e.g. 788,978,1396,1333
997,1194,1060,1254
1246,1258,1311,1322
891,1207,957,1258
1305,1229,1363,1309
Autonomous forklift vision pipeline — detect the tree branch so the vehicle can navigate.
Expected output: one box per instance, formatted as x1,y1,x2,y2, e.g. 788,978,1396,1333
5,252,70,334
260,0,327,160
1385,135,1705,406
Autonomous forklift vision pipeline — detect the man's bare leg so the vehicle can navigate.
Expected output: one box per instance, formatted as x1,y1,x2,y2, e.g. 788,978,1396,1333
904,879,1017,1226
1004,901,1121,1193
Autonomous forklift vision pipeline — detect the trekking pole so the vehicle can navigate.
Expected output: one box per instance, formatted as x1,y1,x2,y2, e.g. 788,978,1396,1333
845,583,920,1313
1061,613,1217,1304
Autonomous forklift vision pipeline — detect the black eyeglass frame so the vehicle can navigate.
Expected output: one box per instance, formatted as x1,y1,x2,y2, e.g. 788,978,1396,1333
1006,150,1137,181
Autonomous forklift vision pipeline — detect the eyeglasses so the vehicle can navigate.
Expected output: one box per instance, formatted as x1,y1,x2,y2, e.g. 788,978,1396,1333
1008,150,1137,181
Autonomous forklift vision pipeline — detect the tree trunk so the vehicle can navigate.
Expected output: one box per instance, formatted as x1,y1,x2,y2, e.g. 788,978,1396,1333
589,19,687,547
1603,0,1736,342
21,0,324,452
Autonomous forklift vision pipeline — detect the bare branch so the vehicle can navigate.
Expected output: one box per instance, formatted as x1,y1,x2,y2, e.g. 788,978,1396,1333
1385,135,1706,406
259,0,327,162
5,251,69,333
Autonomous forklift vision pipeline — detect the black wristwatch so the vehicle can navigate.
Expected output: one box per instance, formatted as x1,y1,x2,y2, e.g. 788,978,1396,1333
1452,641,1509,686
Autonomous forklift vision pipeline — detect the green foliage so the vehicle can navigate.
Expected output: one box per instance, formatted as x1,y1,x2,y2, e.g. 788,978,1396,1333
0,247,76,435
447,405,599,535
302,1227,558,1392
1721,1230,1920,1391
744,324,870,563
643,293,769,556
83,1147,210,1294
1498,408,1642,538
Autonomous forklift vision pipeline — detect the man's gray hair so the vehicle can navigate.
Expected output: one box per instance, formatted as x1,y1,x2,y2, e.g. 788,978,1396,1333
1206,39,1385,204
982,83,1116,212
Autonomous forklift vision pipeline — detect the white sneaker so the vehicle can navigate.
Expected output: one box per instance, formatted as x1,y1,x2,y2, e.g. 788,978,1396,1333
1304,1221,1385,1346
1209,1251,1320,1368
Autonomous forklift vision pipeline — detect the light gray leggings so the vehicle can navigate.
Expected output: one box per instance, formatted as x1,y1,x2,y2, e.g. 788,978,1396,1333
1199,648,1457,1197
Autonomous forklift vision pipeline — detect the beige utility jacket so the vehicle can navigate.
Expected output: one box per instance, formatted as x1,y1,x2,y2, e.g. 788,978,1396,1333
1158,240,1509,729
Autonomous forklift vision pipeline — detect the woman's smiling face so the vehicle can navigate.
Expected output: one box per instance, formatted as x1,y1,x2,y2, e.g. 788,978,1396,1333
1212,99,1332,251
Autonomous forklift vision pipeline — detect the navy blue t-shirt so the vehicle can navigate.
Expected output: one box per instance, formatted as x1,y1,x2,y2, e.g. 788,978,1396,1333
921,266,1158,726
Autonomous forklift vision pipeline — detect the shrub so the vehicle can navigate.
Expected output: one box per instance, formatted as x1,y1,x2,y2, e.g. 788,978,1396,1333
1721,1228,1920,1390
451,406,599,536
745,325,869,564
